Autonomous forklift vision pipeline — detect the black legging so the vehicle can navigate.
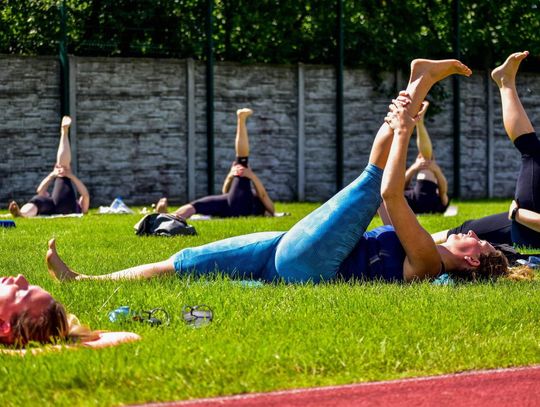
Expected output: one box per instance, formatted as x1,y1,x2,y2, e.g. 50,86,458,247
512,132,540,246
404,179,448,214
28,177,81,215
191,177,265,217
448,132,540,248
447,212,511,244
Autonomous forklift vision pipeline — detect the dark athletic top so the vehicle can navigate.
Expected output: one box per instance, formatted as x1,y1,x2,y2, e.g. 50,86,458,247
404,179,449,214
339,225,406,282
28,177,82,215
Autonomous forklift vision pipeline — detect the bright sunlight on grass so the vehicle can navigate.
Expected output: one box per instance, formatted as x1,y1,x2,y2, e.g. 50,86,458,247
0,200,538,407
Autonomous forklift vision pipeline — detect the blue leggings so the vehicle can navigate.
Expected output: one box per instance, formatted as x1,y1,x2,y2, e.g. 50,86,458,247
173,164,383,283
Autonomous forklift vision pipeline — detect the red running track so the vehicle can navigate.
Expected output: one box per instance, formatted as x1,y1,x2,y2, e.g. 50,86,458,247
136,365,540,407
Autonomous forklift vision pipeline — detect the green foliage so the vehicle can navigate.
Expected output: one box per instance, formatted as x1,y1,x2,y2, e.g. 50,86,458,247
1,1,540,71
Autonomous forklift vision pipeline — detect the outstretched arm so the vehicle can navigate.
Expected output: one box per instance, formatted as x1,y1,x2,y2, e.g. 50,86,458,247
64,169,90,213
404,156,427,188
82,332,141,349
222,168,235,194
377,202,392,226
382,98,441,282
36,170,58,196
222,164,244,193
510,200,540,233
404,164,418,188
0,332,141,355
242,167,275,215
428,161,449,206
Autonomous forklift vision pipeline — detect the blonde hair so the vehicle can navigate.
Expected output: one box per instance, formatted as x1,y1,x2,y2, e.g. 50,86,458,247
505,265,535,281
6,300,99,348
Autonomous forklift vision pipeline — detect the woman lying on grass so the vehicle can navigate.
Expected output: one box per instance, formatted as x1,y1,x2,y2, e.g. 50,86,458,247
0,274,139,354
9,116,90,218
433,51,540,249
402,101,450,214
155,108,275,218
47,59,531,285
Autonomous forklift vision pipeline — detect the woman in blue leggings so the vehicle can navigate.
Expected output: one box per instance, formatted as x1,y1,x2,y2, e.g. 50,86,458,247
433,51,540,249
47,59,515,284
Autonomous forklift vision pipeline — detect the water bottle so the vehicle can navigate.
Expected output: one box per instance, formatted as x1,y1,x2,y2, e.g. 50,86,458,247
108,306,135,323
110,197,123,210
0,220,16,228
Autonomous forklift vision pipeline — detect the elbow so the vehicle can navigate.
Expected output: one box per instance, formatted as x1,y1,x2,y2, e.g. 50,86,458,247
381,187,400,202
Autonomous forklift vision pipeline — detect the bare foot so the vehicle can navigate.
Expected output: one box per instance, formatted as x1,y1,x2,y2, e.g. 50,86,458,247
46,239,81,282
8,201,21,217
410,59,472,86
237,108,253,120
156,197,168,213
491,51,529,88
61,116,72,129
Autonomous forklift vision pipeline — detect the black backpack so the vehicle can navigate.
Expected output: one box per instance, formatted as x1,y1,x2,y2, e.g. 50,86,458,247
134,214,197,237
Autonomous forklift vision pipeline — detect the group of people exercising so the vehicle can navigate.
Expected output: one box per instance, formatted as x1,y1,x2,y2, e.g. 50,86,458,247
1,52,538,351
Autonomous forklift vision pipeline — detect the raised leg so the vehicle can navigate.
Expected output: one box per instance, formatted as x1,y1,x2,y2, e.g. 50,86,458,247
368,59,471,169
56,116,72,168
156,197,168,213
173,204,196,219
275,59,471,283
8,201,38,218
491,51,533,142
156,198,196,219
415,101,432,160
46,239,175,281
235,108,253,159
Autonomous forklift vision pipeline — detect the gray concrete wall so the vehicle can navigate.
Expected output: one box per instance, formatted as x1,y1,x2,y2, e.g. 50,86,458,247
0,56,60,205
75,57,188,204
0,55,533,207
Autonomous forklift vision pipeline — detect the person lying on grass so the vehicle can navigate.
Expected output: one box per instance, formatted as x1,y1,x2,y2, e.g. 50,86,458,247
155,108,275,219
9,116,90,218
402,101,450,214
431,51,540,250
0,274,139,354
47,59,532,286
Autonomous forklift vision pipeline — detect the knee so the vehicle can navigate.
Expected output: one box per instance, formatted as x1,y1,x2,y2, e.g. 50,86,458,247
274,241,322,284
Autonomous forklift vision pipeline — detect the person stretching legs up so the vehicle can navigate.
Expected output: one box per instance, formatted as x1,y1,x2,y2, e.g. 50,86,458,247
46,59,485,284
401,101,449,214
433,51,540,248
9,116,90,217
491,51,540,246
157,108,274,218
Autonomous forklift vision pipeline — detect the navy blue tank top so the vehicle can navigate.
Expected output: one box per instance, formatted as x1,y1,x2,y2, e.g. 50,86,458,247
338,225,405,282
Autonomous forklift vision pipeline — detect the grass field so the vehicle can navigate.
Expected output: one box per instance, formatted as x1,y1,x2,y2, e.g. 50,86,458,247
1,200,539,407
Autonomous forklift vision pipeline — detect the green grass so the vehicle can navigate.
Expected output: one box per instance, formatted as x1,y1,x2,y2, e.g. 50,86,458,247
1,200,539,407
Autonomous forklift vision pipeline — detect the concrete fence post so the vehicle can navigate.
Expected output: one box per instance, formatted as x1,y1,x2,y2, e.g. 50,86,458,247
486,69,494,198
297,63,305,201
68,55,78,174
186,58,196,201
